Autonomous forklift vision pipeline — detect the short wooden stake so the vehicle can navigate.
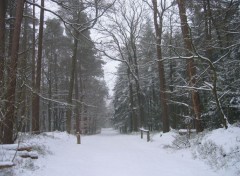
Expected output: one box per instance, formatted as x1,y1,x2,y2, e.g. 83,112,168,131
147,131,150,142
77,132,81,144
141,130,143,139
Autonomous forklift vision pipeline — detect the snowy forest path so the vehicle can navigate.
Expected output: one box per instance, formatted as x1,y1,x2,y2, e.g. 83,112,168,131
32,128,218,176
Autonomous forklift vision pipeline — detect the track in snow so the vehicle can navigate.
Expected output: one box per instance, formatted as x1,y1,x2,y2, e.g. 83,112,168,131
25,128,219,176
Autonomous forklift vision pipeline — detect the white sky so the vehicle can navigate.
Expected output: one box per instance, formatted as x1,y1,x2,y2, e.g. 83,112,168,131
102,58,119,97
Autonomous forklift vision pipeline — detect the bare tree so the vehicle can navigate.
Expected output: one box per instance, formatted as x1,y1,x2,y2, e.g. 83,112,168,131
98,0,147,131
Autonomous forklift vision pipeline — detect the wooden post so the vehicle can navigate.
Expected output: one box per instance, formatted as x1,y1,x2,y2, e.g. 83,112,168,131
140,128,150,142
147,131,150,142
77,132,81,144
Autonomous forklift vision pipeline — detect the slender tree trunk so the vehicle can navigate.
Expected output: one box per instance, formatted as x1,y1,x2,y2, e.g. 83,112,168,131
48,75,52,131
75,66,80,133
47,47,53,132
7,1,15,58
203,0,213,59
53,53,58,131
78,63,84,134
152,0,169,133
3,0,25,144
132,44,145,128
66,33,79,133
31,0,36,132
0,0,7,143
0,0,7,86
127,65,137,132
19,3,28,131
32,0,44,134
177,0,203,132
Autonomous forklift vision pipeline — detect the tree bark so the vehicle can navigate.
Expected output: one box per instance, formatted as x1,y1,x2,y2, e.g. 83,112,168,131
32,0,44,134
127,67,138,132
0,0,7,143
0,0,7,87
74,65,80,133
3,0,25,144
31,0,36,132
203,0,213,59
66,34,79,133
132,42,145,128
177,0,203,132
152,0,169,133
19,3,28,132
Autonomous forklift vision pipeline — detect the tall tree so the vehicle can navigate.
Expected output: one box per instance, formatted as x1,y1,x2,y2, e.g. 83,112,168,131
3,0,26,144
31,0,36,132
32,0,44,134
177,0,203,132
66,33,79,133
151,0,170,132
0,0,8,143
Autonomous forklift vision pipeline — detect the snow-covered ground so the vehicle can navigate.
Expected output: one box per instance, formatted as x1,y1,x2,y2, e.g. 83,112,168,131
1,126,240,176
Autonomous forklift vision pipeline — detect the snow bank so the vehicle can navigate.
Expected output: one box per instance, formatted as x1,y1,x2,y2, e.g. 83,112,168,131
202,126,240,153
152,131,177,147
153,126,240,175
192,126,240,175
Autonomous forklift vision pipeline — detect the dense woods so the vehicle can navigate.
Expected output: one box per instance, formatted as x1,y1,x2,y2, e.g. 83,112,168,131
0,0,113,144
0,0,239,144
111,0,240,132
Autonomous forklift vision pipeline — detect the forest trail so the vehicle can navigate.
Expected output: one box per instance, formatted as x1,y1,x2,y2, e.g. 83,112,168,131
27,128,218,176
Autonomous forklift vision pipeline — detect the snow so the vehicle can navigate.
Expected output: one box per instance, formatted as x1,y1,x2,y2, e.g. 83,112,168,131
0,161,15,167
1,127,240,176
202,126,240,153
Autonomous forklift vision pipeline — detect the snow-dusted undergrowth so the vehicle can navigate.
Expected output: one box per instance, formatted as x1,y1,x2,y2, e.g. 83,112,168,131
156,125,240,175
192,125,240,173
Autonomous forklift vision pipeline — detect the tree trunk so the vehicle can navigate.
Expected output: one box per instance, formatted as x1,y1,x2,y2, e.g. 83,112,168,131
74,65,80,133
32,0,44,134
18,3,28,132
0,0,7,143
3,0,25,144
31,0,36,132
177,0,203,132
48,76,52,132
132,43,145,128
0,0,7,87
127,66,137,132
152,0,169,133
66,33,79,133
203,0,213,60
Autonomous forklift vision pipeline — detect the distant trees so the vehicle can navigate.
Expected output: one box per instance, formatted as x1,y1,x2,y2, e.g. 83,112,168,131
99,0,148,131
111,0,240,132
